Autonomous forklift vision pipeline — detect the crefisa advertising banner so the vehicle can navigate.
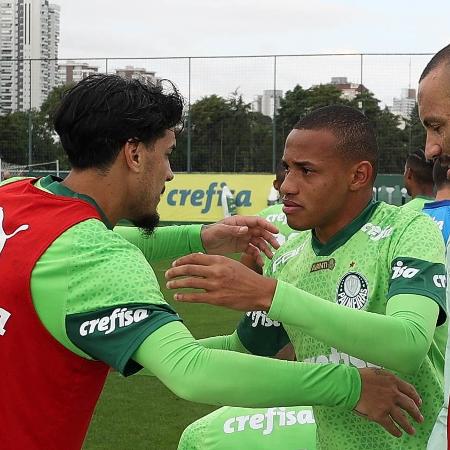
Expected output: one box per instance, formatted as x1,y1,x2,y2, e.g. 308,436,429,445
159,173,275,222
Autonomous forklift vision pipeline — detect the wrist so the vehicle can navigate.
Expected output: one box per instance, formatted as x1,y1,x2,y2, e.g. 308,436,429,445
257,277,277,311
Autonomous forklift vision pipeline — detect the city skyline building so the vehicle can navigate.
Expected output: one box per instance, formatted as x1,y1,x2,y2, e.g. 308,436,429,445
251,89,283,118
0,0,60,115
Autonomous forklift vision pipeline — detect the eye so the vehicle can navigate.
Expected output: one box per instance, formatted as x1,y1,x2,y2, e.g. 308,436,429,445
302,167,312,174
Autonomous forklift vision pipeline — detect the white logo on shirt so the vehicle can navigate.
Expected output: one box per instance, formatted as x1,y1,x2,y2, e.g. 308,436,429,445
391,261,420,279
433,274,447,288
223,407,315,436
0,307,11,336
0,207,29,254
246,311,281,328
361,223,394,241
79,307,150,336
271,242,306,273
303,347,380,369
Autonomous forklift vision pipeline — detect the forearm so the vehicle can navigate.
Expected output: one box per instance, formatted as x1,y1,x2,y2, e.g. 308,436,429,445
115,225,204,261
133,321,361,409
198,331,249,353
270,282,438,374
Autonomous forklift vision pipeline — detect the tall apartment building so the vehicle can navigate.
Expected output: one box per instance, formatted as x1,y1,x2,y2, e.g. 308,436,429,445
390,88,416,120
252,90,283,118
329,76,367,101
0,0,60,115
58,60,98,85
115,65,158,84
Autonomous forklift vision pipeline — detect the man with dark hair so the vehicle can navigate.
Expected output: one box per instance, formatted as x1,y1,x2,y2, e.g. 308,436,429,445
402,149,435,210
0,76,420,450
167,104,447,449
417,44,450,448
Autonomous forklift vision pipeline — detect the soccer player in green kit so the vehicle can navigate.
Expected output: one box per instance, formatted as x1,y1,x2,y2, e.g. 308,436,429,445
0,76,424,449
166,105,447,449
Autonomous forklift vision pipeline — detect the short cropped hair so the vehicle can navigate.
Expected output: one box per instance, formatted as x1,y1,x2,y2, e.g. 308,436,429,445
54,74,184,170
293,105,379,176
433,155,450,190
420,44,450,82
406,149,434,185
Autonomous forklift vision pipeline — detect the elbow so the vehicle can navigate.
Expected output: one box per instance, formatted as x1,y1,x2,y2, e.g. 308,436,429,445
166,375,210,403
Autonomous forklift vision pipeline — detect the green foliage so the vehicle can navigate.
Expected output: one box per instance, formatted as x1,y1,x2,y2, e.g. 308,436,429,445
0,84,73,169
0,81,427,175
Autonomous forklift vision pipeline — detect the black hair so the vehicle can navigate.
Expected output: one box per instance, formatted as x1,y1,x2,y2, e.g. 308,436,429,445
420,44,450,82
54,74,184,170
433,155,450,190
406,149,434,185
293,105,378,176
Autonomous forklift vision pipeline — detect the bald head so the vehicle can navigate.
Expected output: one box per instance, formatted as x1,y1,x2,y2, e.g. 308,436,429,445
418,46,450,162
420,44,450,83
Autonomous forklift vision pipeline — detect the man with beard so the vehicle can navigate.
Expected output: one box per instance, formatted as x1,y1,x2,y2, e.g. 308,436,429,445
0,75,424,450
417,43,450,450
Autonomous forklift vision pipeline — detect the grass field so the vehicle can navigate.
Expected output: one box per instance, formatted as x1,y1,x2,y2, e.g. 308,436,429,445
82,257,242,450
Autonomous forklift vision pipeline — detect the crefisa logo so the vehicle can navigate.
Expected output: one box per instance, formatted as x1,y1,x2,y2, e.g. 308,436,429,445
336,272,369,310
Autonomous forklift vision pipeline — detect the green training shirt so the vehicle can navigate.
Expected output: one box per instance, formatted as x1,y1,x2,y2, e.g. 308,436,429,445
178,405,316,450
13,176,204,375
238,201,446,449
402,195,435,212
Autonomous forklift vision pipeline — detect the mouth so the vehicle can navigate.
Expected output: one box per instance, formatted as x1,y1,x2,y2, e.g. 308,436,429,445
282,199,303,214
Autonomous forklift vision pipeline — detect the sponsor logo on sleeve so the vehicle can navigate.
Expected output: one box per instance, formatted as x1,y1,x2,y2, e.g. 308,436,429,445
336,272,369,309
433,274,447,288
391,261,420,280
79,307,150,337
246,311,281,328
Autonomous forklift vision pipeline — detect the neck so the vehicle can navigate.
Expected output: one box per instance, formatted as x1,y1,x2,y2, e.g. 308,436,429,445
314,192,372,243
61,168,126,226
411,185,434,199
435,187,450,201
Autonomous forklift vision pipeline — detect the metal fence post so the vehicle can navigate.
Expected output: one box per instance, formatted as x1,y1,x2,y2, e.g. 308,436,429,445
272,55,277,173
187,57,192,173
28,59,32,167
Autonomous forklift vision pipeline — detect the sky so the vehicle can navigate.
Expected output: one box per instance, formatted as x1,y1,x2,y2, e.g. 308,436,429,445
55,0,450,106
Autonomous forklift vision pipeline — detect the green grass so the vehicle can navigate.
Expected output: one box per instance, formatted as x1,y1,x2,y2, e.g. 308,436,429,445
83,258,242,450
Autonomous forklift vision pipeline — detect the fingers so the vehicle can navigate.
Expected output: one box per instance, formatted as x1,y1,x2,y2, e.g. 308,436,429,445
376,415,402,438
389,407,415,436
165,263,211,281
173,291,211,303
171,253,221,268
397,379,422,408
166,276,210,291
228,216,279,234
394,392,423,425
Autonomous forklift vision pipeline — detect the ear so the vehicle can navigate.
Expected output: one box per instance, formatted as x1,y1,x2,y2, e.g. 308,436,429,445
405,167,413,180
349,161,373,192
123,140,143,173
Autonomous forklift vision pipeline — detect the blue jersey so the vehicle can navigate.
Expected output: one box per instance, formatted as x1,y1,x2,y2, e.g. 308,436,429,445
423,200,450,244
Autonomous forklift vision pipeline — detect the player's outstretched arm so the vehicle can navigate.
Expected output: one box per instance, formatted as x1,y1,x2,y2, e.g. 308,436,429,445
115,216,279,266
165,254,440,374
132,321,423,437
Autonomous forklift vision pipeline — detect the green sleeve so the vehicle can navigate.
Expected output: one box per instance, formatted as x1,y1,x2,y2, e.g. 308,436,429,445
269,283,438,375
133,321,361,409
198,330,249,353
114,224,205,261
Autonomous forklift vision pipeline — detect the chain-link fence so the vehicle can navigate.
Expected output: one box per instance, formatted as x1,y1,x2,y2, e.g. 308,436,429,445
0,53,432,176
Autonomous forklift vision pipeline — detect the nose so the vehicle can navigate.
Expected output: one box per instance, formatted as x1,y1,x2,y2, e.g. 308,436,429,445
166,167,174,182
425,137,442,161
279,171,297,197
